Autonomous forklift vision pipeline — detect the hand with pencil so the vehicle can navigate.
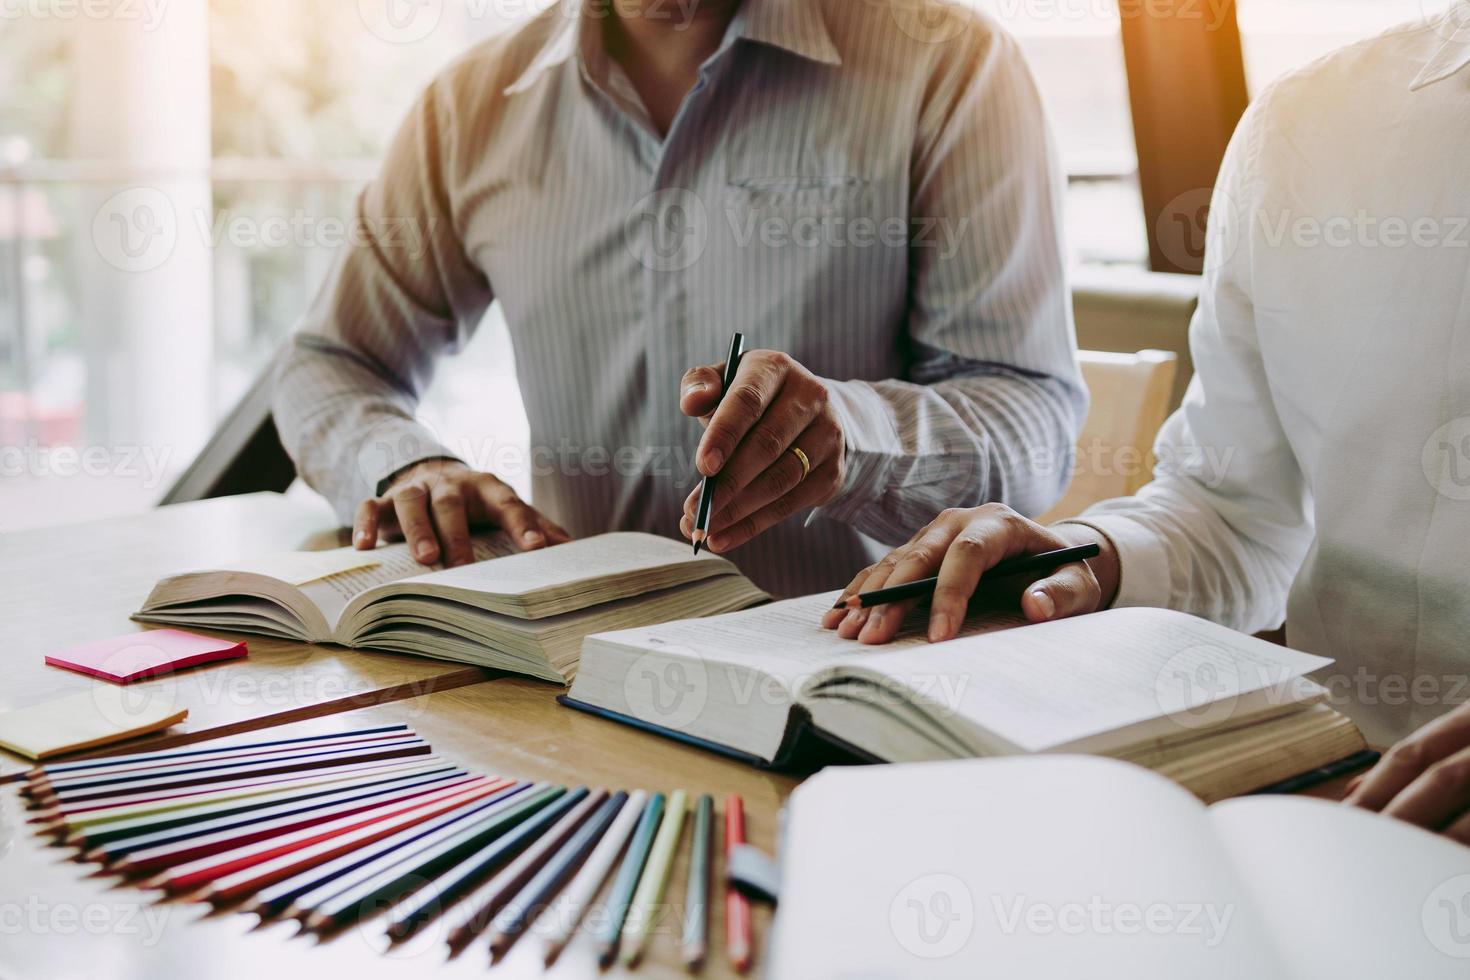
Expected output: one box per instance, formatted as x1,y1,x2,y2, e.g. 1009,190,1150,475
821,503,1120,645
679,333,847,554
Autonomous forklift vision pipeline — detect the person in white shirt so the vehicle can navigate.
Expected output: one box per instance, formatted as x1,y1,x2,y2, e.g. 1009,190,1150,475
821,7,1470,845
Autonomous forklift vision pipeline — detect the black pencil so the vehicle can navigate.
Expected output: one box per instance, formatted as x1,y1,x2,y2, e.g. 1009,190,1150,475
691,332,745,555
833,543,1102,610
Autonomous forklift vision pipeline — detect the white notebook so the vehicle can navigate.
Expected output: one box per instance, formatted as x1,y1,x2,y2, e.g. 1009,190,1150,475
773,756,1470,979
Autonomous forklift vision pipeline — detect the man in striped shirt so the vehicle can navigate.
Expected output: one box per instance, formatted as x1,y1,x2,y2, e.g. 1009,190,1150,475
273,0,1086,597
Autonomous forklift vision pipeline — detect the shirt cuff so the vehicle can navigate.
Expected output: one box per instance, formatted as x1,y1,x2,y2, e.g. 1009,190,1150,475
347,416,458,505
807,378,899,523
1055,512,1172,611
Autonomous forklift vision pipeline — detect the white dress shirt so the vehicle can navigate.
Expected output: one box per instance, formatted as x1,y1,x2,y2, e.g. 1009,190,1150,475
1067,7,1470,745
272,0,1086,598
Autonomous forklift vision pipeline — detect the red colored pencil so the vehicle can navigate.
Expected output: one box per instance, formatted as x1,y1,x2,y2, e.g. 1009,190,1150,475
725,794,752,973
153,778,510,902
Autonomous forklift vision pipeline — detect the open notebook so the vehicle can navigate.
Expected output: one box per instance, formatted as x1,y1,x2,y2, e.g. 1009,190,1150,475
564,595,1369,800
773,756,1470,978
134,533,768,682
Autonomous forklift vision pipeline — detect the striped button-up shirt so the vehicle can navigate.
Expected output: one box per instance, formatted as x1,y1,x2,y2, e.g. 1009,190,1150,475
274,0,1085,597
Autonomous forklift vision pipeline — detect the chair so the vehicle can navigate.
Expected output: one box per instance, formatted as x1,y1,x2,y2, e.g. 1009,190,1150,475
1038,349,1179,523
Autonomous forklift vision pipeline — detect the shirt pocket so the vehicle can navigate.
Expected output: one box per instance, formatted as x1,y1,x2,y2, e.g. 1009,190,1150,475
723,174,873,210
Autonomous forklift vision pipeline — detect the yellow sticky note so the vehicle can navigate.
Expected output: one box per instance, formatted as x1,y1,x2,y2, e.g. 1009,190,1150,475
228,549,382,586
0,688,188,760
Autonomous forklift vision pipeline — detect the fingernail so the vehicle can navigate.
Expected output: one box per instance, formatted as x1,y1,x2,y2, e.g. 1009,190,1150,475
684,382,709,397
523,530,544,547
353,530,372,547
414,541,436,561
1030,589,1055,620
928,613,951,643
703,449,724,473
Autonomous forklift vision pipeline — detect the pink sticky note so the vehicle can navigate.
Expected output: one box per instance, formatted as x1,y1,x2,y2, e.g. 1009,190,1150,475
45,630,248,684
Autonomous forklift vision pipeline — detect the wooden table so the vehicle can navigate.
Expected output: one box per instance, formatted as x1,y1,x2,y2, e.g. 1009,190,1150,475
0,682,796,980
0,494,490,779
0,496,1377,980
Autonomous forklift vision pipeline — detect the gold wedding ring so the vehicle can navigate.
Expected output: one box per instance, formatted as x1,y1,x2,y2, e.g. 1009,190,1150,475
791,446,811,481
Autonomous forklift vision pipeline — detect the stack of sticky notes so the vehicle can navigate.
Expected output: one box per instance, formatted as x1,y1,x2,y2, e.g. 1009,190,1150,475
44,629,247,683
0,688,188,760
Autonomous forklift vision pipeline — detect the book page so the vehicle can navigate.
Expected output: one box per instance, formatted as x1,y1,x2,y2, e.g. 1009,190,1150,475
1209,797,1470,978
395,532,731,598
840,607,1333,754
298,535,515,631
596,591,1027,685
774,756,1288,979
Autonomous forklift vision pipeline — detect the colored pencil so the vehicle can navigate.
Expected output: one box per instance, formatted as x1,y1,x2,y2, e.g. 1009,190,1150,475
440,788,601,951
488,790,628,956
36,736,429,802
832,543,1103,609
620,789,688,967
299,784,579,934
595,791,666,966
107,773,486,873
74,764,461,850
725,794,752,973
23,725,411,783
691,332,746,555
27,728,417,793
144,776,507,897
539,789,648,965
36,757,449,830
384,785,577,942
247,783,545,920
682,794,714,970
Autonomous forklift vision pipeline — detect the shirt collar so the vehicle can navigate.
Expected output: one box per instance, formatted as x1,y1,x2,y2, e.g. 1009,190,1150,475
1410,2,1470,91
504,1,590,96
725,0,841,66
504,0,840,96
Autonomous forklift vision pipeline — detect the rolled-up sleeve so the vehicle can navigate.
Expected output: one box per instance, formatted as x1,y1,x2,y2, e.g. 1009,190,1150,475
813,21,1087,545
1061,94,1314,633
272,77,495,523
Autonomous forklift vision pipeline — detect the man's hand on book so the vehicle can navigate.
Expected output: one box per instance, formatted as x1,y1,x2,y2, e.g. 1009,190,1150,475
1345,702,1470,845
677,350,846,553
353,459,571,567
820,505,1120,645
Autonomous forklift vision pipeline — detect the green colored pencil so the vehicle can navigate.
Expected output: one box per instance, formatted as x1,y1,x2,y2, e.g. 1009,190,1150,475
620,789,688,967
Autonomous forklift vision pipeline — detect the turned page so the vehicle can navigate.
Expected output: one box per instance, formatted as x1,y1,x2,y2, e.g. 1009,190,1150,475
774,756,1289,979
390,533,733,600
296,536,514,633
836,607,1333,755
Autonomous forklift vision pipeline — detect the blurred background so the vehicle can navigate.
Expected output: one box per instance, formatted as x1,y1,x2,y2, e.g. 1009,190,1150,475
0,0,1452,530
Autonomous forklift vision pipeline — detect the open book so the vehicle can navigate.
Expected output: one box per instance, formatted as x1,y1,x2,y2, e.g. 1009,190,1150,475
135,533,768,683
564,595,1369,800
773,756,1470,978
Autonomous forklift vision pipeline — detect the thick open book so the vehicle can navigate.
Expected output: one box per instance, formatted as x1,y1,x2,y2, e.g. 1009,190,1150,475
773,756,1470,978
565,595,1369,800
135,533,768,682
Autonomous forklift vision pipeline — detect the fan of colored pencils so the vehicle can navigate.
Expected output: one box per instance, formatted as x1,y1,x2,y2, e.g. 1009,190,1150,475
19,724,755,972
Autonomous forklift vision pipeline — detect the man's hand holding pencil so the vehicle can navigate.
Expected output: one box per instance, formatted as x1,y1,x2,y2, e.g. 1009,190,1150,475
679,336,847,555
